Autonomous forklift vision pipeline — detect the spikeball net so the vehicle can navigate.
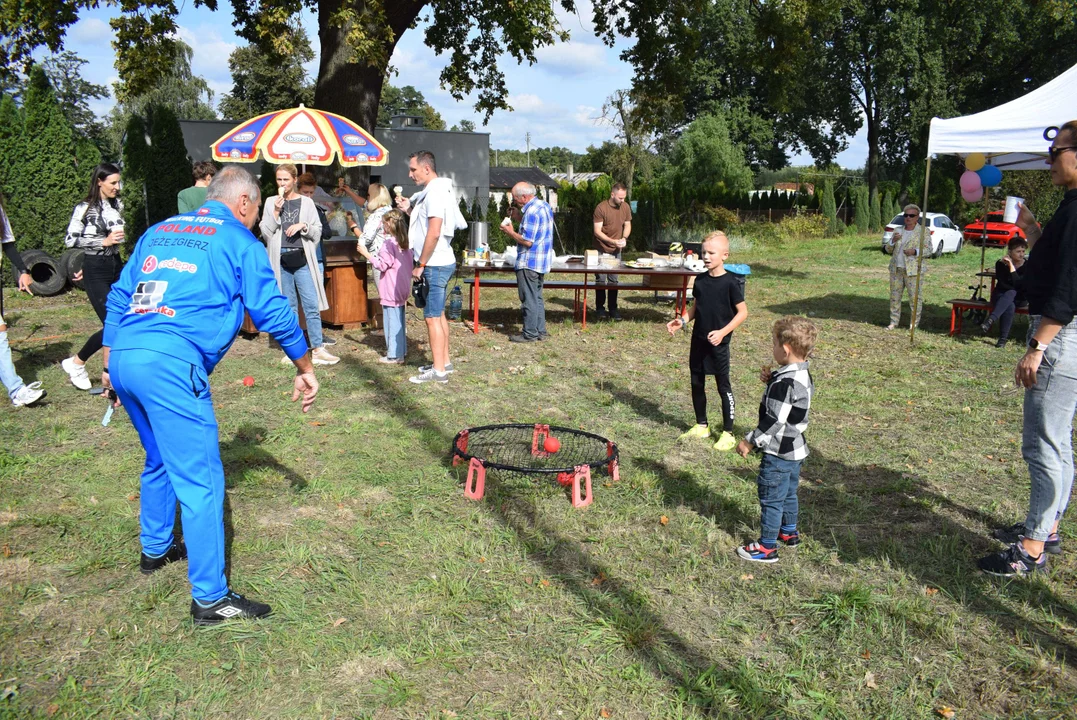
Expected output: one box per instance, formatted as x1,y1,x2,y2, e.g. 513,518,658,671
451,423,620,508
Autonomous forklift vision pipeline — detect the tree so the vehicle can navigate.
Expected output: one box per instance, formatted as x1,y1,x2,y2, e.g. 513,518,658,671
121,113,151,249
218,27,315,121
451,119,476,133
377,84,445,130
0,95,21,203
146,105,192,223
597,90,656,198
660,113,754,204
869,188,882,232
40,51,109,145
7,67,81,255
853,185,870,233
821,179,842,237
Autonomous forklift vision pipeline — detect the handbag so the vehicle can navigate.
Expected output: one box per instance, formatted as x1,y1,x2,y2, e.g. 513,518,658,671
412,273,429,309
280,249,306,270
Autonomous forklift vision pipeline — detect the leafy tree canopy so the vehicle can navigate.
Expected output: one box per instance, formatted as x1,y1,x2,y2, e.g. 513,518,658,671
377,84,445,130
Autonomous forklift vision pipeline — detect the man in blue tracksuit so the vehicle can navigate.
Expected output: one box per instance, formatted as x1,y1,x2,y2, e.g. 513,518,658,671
101,167,319,625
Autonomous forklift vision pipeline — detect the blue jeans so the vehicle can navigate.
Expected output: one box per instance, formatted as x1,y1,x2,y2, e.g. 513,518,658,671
515,268,547,339
383,305,406,360
1022,316,1077,541
756,453,802,543
422,264,456,319
111,348,228,603
281,262,323,348
0,329,26,401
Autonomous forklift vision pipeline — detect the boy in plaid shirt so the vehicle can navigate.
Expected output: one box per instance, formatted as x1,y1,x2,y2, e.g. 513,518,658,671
735,316,817,563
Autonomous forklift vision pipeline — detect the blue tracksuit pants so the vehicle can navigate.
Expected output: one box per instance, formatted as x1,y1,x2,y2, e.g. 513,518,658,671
110,348,228,603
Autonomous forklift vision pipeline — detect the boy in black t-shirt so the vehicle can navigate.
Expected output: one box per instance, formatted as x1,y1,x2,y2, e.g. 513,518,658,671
667,231,748,450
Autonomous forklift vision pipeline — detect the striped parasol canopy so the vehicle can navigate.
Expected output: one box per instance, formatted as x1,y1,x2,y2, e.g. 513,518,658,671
210,104,388,167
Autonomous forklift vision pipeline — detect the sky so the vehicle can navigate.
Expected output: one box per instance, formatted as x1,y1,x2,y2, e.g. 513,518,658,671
57,4,868,168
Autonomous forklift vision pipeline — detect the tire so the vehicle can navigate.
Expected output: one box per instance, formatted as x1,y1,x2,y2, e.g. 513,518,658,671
59,248,86,290
933,239,944,259
955,238,962,254
20,249,67,296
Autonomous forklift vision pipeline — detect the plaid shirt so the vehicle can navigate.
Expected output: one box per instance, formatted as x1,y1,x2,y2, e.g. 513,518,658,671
516,197,554,273
744,361,814,461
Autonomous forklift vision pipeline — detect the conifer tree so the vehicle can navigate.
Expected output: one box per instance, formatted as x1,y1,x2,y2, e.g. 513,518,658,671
121,114,151,251
146,104,192,223
854,185,870,233
869,188,882,231
822,179,842,237
0,95,21,205
14,67,81,255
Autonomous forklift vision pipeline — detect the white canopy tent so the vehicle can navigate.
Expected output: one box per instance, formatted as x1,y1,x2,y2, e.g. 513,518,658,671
907,62,1077,340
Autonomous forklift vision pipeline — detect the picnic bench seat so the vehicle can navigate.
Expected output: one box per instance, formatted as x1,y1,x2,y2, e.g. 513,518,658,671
946,298,1027,336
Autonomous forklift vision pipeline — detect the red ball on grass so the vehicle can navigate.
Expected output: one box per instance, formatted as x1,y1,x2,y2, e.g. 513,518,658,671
543,436,561,453
243,376,255,387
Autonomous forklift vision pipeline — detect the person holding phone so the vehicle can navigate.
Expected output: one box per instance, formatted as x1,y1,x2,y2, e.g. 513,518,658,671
885,204,928,331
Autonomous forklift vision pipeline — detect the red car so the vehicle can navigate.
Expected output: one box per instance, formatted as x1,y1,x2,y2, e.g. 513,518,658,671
963,211,1029,248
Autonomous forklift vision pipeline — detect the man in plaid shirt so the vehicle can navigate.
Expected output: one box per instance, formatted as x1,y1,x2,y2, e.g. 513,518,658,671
500,182,554,342
735,316,817,563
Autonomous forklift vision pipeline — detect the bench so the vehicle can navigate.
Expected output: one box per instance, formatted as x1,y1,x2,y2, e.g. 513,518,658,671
946,298,1028,336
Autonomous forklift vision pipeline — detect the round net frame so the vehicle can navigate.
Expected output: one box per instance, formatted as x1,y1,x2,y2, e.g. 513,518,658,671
451,423,620,508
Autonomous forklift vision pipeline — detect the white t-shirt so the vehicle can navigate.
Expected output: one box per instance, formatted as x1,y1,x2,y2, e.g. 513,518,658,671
408,177,459,267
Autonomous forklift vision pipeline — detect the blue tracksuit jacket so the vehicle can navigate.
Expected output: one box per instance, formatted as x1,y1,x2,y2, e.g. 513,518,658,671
104,200,308,368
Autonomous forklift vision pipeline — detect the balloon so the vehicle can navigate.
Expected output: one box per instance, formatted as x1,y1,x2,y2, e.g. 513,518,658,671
960,170,982,192
962,185,984,203
977,164,1002,187
966,152,986,171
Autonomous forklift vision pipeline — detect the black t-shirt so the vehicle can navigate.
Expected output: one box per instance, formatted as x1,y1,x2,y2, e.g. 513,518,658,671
691,271,745,346
280,198,304,250
1020,189,1077,324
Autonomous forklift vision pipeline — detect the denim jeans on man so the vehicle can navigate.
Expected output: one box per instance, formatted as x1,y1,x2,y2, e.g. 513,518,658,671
0,329,26,400
756,452,802,542
1022,315,1077,541
280,262,324,348
422,264,456,319
383,305,406,360
516,269,546,339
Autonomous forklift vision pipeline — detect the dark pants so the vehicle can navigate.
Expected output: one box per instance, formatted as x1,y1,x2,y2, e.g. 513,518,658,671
516,269,547,339
989,288,1018,341
690,342,734,432
595,250,621,312
77,253,123,362
757,453,803,543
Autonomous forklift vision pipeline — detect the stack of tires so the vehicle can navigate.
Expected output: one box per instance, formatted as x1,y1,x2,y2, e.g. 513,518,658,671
16,248,86,296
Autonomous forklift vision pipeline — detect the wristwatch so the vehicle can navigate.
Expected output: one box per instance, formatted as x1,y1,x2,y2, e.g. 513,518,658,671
1028,338,1049,352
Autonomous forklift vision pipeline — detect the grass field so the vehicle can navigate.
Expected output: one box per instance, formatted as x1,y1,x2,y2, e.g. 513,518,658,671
1,234,1075,719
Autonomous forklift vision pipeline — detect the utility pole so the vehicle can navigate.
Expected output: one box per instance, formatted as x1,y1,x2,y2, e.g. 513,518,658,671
525,132,531,166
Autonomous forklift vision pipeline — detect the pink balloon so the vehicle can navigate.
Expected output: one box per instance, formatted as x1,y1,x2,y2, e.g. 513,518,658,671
962,185,984,203
960,170,982,193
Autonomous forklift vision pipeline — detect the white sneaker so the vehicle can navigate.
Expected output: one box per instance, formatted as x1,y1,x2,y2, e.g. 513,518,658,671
280,355,293,365
418,362,454,374
409,368,448,384
12,382,45,407
312,347,340,365
61,357,92,390
379,356,405,364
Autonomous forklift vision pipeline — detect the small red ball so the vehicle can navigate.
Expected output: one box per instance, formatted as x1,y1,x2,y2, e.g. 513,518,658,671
242,376,255,387
544,436,560,453
556,472,573,486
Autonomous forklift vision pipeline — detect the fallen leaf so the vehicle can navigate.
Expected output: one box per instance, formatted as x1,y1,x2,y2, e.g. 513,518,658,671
740,573,754,581
478,557,486,563
864,671,877,689
89,496,98,505
376,541,391,547
659,515,669,525
524,576,534,585
332,617,348,628
962,406,972,413
861,650,871,659
600,709,612,718
935,708,955,719
127,493,139,501
540,579,550,587
441,711,458,718
986,454,993,460
309,421,325,427
46,705,59,717
925,587,939,596
1,544,10,558
701,549,711,557
591,572,607,586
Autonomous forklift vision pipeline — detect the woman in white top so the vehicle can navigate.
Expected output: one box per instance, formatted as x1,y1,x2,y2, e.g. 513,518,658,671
259,164,338,366
347,183,392,283
885,204,929,330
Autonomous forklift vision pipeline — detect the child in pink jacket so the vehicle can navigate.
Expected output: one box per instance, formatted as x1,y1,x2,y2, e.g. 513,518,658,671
356,209,413,363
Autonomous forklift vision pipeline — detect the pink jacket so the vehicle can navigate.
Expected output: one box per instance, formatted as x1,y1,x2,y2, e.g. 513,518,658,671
369,237,413,307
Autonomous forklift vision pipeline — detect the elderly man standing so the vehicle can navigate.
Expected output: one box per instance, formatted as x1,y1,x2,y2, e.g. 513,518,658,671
500,182,554,343
593,182,632,320
978,120,1077,577
102,166,319,623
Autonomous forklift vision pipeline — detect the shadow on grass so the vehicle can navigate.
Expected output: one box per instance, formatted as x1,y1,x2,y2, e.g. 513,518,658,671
221,425,308,491
603,380,688,432
765,293,951,336
744,263,809,280
345,360,784,715
9,338,74,385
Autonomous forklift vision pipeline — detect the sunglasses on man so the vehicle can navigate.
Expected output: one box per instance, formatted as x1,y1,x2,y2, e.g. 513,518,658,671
903,213,920,218
1047,145,1077,162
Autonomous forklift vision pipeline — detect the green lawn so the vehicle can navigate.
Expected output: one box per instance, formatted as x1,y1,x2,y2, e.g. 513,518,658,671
1,234,1075,719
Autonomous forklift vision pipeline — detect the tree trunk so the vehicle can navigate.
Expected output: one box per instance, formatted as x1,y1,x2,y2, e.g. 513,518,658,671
864,94,880,203
313,0,424,185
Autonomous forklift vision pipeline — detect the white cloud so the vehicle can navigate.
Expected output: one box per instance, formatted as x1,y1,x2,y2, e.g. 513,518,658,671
176,25,237,84
505,93,563,117
554,6,600,39
533,42,606,77
69,18,113,47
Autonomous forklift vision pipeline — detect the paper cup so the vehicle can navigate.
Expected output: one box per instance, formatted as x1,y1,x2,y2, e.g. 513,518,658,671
500,217,512,227
1003,196,1024,224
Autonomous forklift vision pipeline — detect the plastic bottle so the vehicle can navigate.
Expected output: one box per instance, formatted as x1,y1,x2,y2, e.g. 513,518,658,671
448,285,463,320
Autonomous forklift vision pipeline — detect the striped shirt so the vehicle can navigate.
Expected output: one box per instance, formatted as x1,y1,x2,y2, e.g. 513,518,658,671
744,361,814,461
516,197,554,273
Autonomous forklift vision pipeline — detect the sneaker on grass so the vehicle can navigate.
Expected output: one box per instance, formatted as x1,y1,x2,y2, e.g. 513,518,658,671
11,382,45,407
978,542,1047,577
679,424,712,441
737,541,779,563
312,347,340,365
61,356,92,390
379,356,405,364
409,367,448,384
191,591,271,625
418,362,454,374
992,522,1061,555
777,530,801,546
713,431,737,452
140,540,187,574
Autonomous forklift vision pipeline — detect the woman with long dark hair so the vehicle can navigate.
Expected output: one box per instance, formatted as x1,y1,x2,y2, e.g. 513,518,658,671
60,163,124,390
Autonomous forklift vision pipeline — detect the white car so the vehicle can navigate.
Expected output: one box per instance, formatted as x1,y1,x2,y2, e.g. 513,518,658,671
881,212,964,258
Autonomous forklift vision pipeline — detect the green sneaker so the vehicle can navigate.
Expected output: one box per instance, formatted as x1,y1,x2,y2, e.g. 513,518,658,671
714,431,737,452
679,424,712,441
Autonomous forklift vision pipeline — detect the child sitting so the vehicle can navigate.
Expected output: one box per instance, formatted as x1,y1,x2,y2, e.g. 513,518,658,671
355,209,413,364
980,236,1027,347
666,231,748,451
735,316,818,563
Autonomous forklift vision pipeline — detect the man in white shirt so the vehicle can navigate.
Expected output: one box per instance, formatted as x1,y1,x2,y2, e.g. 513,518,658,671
396,151,460,384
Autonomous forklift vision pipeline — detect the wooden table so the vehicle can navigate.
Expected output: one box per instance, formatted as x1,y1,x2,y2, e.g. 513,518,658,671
466,261,697,333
